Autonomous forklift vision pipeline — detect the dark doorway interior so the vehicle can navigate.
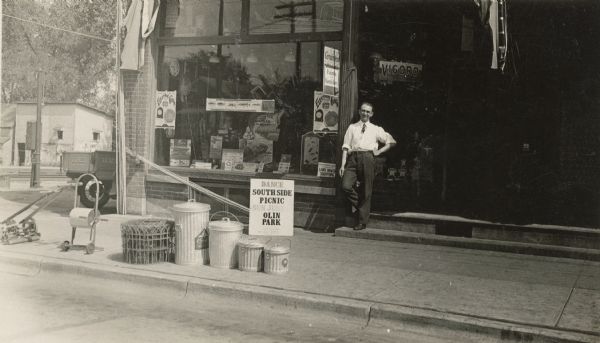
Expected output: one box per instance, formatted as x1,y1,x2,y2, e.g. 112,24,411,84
357,0,600,227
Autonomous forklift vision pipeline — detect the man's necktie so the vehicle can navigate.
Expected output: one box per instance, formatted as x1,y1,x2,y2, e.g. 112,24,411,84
361,123,366,134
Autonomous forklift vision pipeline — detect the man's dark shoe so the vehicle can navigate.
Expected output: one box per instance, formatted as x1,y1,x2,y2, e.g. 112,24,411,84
353,224,366,231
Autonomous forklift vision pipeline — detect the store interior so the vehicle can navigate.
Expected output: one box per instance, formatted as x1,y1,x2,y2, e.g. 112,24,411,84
359,0,600,227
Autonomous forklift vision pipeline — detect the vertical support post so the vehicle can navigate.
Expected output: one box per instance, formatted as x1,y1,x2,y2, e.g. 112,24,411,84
116,0,127,214
31,70,44,188
334,0,360,227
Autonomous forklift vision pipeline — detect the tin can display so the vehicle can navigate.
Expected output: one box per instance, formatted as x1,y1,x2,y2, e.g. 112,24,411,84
238,235,265,272
209,218,244,269
264,243,290,275
171,200,210,265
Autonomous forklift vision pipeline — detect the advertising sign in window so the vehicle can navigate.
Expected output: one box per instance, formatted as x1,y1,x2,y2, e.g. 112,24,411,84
323,46,340,96
313,91,339,134
377,60,422,83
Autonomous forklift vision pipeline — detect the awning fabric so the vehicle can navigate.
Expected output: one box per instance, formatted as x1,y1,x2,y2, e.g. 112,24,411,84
121,0,160,70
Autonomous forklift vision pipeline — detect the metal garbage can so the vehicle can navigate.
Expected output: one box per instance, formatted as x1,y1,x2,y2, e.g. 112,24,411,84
264,243,290,275
238,235,265,272
171,200,210,265
209,217,243,269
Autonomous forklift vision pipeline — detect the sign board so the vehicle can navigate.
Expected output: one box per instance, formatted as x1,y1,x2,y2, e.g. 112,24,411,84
25,121,36,150
317,162,336,178
323,46,340,96
313,91,339,134
249,179,294,236
156,91,177,128
206,98,275,113
377,60,422,83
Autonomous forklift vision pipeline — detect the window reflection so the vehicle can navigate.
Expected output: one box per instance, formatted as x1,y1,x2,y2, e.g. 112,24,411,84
223,0,242,35
250,0,343,34
162,0,220,37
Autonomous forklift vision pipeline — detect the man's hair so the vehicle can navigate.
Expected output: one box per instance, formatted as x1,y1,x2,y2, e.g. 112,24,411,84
361,102,374,111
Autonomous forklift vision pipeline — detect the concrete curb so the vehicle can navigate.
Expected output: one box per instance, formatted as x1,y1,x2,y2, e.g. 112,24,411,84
0,251,598,343
335,227,600,261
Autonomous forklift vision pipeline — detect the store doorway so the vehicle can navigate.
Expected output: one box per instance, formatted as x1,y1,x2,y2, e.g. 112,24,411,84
356,0,600,227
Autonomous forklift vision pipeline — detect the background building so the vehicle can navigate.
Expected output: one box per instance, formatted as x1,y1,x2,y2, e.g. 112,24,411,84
4,102,113,167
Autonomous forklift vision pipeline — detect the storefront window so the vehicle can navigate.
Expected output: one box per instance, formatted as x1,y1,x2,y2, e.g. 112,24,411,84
156,41,340,174
156,1,343,177
223,0,242,36
162,0,220,37
250,0,343,34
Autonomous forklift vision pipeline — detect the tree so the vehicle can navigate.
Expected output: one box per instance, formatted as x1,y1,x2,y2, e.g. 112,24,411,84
2,0,117,113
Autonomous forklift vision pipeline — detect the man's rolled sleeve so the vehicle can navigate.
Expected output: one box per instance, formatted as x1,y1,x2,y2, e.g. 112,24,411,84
342,126,353,151
377,127,396,145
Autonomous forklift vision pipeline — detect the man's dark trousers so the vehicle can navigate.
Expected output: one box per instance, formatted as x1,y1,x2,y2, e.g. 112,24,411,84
342,151,375,225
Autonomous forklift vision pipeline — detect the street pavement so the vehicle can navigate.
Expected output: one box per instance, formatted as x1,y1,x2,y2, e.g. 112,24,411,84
0,187,599,342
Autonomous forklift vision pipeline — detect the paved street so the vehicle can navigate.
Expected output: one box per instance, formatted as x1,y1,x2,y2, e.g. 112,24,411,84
0,271,472,343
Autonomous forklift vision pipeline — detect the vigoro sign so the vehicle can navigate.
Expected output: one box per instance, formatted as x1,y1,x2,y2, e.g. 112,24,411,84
377,60,422,83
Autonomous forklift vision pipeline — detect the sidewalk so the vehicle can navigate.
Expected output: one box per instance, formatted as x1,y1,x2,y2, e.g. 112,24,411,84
0,196,599,342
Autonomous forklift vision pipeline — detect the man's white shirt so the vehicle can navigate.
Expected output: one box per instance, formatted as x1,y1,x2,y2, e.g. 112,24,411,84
342,121,396,152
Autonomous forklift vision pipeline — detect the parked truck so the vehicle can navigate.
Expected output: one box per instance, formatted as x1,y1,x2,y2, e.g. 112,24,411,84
61,151,116,208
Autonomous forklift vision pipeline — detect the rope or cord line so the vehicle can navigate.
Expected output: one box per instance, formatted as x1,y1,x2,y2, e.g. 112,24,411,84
2,13,113,43
125,148,250,214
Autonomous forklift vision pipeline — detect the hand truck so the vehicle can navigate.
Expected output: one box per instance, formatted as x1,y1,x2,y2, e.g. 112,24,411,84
60,173,101,254
1,185,70,245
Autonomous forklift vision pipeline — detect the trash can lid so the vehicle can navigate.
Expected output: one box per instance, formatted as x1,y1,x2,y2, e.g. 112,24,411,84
265,244,290,254
238,235,264,248
172,200,210,213
209,217,243,232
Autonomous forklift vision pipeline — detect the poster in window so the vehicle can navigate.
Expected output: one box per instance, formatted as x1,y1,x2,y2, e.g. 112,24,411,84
302,135,320,166
317,162,336,178
209,136,223,159
323,46,340,96
253,113,281,141
221,149,244,171
156,91,177,128
170,139,191,166
277,154,292,173
243,135,273,164
313,91,338,134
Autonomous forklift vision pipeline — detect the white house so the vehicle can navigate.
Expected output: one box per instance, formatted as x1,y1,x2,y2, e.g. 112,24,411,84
2,102,113,166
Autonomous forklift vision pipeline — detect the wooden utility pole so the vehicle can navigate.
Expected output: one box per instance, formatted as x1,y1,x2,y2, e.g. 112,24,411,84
30,70,44,188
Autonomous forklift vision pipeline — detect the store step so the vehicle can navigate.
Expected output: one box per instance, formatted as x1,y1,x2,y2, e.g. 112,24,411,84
368,213,600,250
334,227,600,261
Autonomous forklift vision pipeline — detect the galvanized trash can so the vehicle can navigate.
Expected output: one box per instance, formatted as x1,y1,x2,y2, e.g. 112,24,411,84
238,235,265,272
264,243,290,275
209,217,243,269
172,200,210,265
121,219,174,264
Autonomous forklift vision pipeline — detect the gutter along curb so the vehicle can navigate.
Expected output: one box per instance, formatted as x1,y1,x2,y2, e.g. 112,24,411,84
0,251,598,343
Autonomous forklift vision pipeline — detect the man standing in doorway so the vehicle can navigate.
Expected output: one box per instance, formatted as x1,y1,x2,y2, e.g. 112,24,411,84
339,102,396,230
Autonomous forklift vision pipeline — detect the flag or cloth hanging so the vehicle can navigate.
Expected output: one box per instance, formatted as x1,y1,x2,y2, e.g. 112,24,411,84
121,0,160,70
474,0,508,71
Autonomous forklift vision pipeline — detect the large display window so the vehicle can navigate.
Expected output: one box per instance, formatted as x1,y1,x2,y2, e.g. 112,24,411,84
155,0,342,177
